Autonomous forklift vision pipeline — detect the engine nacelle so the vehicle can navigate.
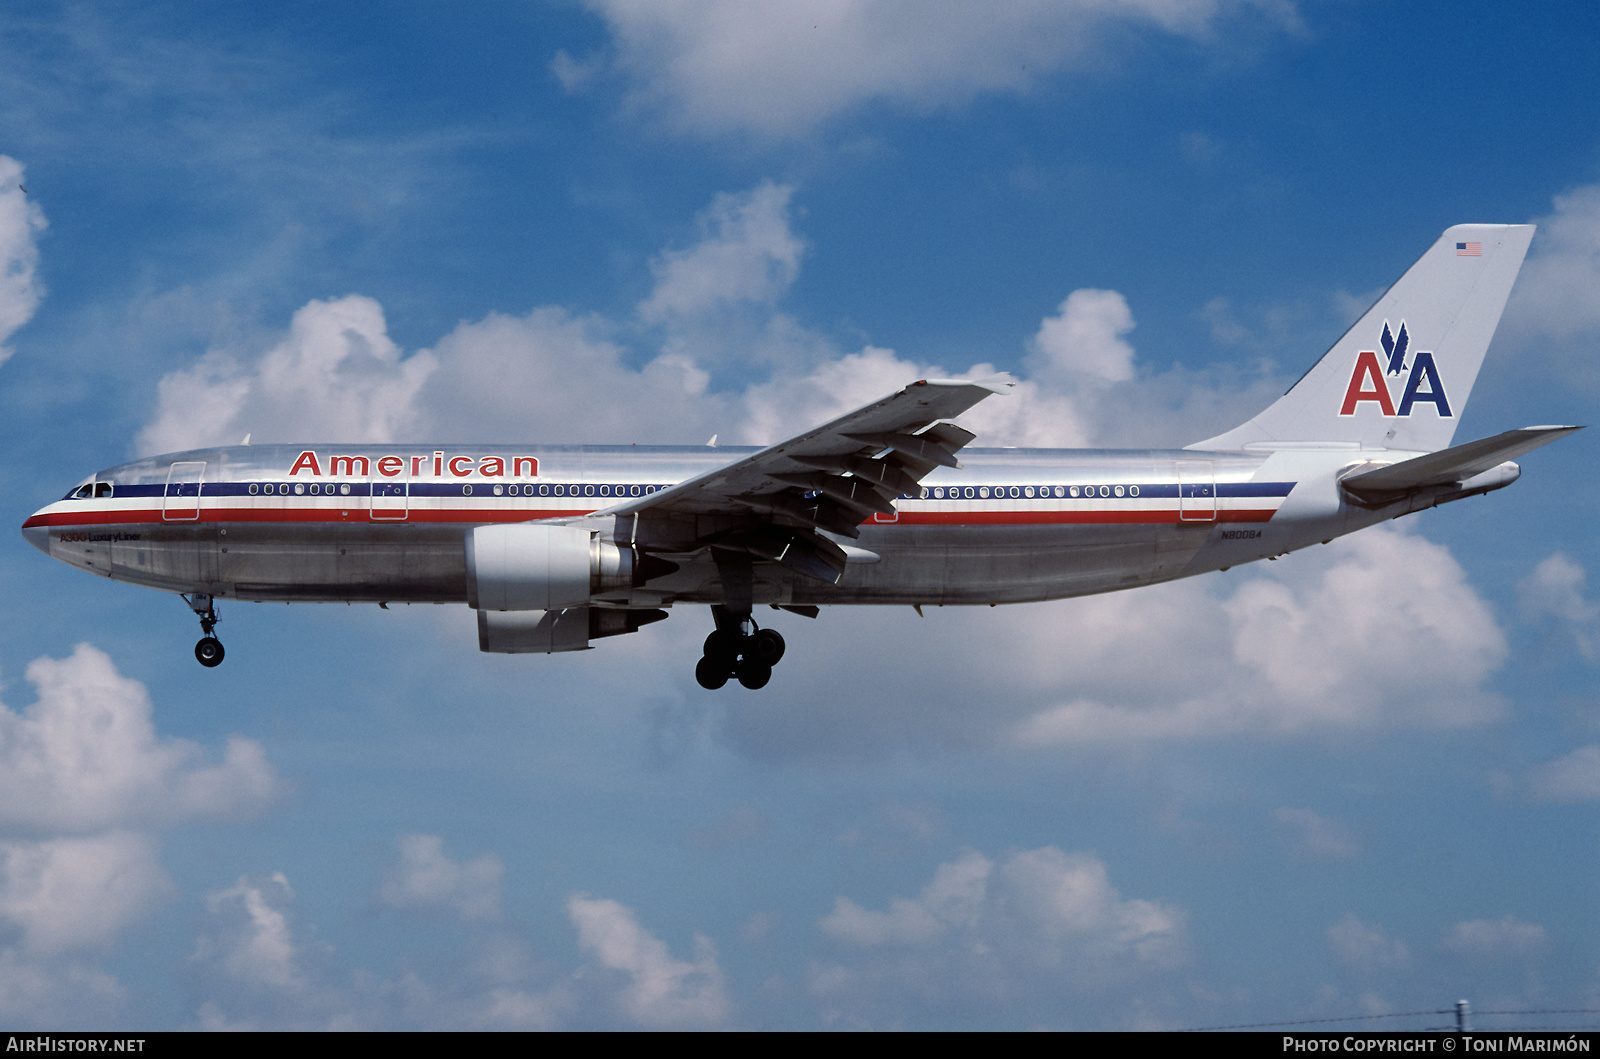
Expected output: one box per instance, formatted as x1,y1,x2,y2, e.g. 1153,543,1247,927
465,523,634,611
476,606,668,654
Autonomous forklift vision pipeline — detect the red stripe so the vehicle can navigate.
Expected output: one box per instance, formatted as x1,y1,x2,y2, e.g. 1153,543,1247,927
23,507,596,527
897,509,1277,525
26,505,1279,529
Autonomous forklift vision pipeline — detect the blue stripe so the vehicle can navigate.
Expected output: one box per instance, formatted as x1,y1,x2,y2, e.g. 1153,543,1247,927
84,480,1297,502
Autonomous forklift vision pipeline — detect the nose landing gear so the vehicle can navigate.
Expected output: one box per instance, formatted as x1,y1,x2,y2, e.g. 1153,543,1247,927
695,606,785,690
184,594,226,668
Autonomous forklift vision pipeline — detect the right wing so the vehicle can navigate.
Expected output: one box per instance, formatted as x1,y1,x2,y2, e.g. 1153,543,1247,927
594,375,1012,584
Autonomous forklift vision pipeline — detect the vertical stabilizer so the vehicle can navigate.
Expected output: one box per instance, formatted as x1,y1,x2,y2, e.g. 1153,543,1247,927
1191,224,1534,452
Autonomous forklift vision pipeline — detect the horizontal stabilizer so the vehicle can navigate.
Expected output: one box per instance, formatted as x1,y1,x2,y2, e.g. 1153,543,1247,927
1341,425,1582,501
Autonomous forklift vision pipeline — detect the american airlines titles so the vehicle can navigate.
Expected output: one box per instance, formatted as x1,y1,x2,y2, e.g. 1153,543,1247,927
287,451,539,479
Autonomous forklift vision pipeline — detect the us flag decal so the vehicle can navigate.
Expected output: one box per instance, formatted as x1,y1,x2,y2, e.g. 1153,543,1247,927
1456,241,1482,256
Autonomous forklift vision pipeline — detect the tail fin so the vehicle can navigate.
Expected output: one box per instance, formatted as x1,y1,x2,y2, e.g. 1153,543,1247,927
1191,224,1535,452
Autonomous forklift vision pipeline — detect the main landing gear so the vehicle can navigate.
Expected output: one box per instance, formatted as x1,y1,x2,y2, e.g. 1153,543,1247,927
184,593,225,668
695,606,785,690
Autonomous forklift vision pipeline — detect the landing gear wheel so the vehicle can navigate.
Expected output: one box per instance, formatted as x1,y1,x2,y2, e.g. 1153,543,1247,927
195,636,225,668
752,628,786,666
703,629,739,666
185,594,224,667
695,655,730,690
735,658,772,690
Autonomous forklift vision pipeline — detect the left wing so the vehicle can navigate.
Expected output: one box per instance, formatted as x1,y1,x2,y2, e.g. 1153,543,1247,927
595,375,1011,584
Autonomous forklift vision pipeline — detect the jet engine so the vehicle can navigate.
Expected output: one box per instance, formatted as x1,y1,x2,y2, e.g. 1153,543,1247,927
465,523,637,610
465,524,662,653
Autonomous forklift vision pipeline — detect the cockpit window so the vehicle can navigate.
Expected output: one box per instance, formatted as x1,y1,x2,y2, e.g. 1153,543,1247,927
71,484,93,500
94,482,114,498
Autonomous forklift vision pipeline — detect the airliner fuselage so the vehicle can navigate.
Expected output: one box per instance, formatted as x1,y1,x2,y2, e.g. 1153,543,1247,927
25,442,1356,607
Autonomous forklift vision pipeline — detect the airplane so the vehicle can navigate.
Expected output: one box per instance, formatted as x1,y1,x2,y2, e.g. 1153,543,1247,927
21,224,1581,690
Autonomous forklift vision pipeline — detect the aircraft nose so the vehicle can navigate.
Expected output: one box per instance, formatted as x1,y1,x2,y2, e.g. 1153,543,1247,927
20,514,49,555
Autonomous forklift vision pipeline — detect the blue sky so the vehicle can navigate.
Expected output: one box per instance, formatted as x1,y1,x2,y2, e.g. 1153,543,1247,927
0,0,1598,1030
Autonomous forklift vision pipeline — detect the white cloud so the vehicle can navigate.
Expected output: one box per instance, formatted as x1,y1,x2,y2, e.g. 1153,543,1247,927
1443,915,1548,957
1526,745,1600,803
1519,552,1598,623
811,846,1185,1021
196,873,305,990
0,833,170,955
1004,525,1505,745
189,853,728,1029
187,872,371,1031
734,344,950,445
415,306,722,446
1027,288,1137,386
1222,530,1503,718
0,949,125,1028
138,295,436,455
567,894,731,1027
1273,807,1360,860
379,834,504,921
0,644,282,833
715,525,1506,762
0,645,284,1026
0,156,47,366
189,856,576,1030
1326,914,1408,971
638,181,805,323
1518,553,1598,659
574,0,1296,138
821,848,989,946
1508,184,1600,341
1200,295,1251,346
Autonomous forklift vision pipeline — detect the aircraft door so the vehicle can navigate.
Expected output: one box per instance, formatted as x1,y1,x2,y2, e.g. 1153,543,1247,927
369,476,408,520
1178,461,1217,522
163,461,205,521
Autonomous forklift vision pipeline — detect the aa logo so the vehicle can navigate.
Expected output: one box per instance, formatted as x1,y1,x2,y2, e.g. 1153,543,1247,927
1338,320,1451,417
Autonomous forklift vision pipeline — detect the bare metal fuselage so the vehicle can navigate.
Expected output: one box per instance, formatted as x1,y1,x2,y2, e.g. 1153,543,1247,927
24,442,1446,612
